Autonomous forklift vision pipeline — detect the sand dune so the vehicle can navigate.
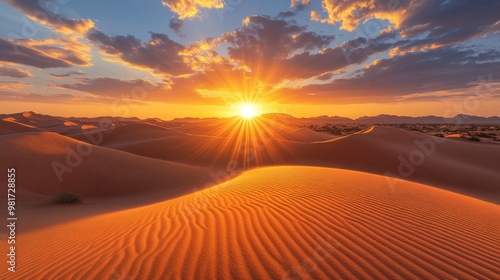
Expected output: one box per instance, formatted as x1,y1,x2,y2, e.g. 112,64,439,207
0,113,498,279
0,131,212,197
99,124,500,203
295,126,500,203
1,111,65,129
2,166,498,279
0,117,39,135
99,122,187,146
0,111,92,136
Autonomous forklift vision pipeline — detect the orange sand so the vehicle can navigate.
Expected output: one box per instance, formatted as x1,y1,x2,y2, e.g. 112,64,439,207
1,167,498,279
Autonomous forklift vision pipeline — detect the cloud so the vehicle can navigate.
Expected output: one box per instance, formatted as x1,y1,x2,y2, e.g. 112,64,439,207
169,17,185,37
285,36,393,79
5,0,94,34
273,47,500,103
162,0,224,19
0,64,32,78
291,0,310,7
54,77,223,104
0,90,99,103
219,15,395,83
55,77,159,98
223,15,335,83
0,81,32,91
0,37,91,69
226,15,333,60
277,11,296,19
87,30,192,76
3,0,497,109
169,14,392,96
283,0,310,16
50,70,84,79
311,0,499,51
166,62,255,103
179,37,228,72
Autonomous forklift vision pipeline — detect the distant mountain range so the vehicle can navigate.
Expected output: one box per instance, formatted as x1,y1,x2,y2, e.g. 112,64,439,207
2,111,500,125
261,113,500,124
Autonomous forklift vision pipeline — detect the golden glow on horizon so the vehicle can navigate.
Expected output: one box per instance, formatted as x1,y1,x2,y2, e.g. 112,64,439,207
3,100,500,121
239,104,258,119
186,112,291,171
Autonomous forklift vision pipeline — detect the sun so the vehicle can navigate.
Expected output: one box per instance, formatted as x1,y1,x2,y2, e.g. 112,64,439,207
239,104,258,119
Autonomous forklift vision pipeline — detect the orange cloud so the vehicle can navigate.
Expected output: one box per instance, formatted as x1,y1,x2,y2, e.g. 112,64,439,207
310,0,498,52
310,0,405,30
0,81,32,91
0,37,91,69
162,0,224,19
0,63,32,78
53,76,226,105
179,38,227,72
25,37,92,66
5,0,94,35
291,0,310,7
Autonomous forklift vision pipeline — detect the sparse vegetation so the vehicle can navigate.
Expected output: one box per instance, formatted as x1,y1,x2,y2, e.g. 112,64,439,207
55,192,82,204
304,123,500,144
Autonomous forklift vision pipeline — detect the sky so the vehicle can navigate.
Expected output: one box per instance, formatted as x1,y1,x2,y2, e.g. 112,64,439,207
0,0,498,119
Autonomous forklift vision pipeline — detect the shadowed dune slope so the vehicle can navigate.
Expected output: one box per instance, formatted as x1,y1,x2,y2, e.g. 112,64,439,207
2,167,498,279
0,132,212,197
67,122,187,145
295,126,500,203
0,111,98,136
100,126,500,203
96,118,334,149
0,118,40,135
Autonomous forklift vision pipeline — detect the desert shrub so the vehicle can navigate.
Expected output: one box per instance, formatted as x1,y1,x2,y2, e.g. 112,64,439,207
468,136,481,142
55,192,82,204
